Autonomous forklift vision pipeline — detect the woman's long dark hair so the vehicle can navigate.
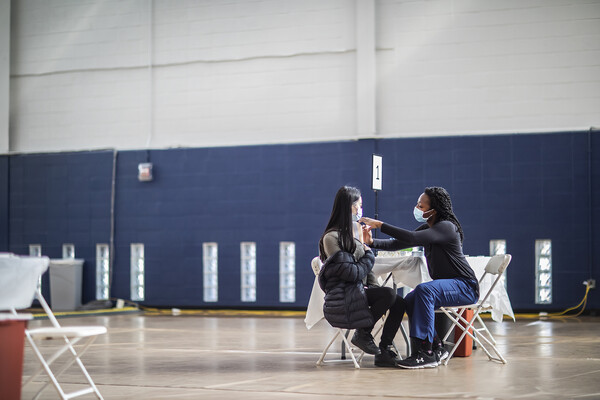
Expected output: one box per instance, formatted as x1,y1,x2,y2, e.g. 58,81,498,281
424,186,464,243
319,186,361,262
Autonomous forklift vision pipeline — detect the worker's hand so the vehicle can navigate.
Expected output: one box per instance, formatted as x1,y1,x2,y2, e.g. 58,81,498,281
359,217,383,229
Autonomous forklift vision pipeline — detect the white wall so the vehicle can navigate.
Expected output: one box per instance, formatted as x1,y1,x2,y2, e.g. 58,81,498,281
9,0,358,152
8,0,600,153
377,0,600,137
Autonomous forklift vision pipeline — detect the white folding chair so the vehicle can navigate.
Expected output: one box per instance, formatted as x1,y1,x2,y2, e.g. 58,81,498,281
312,257,361,368
311,257,405,368
13,290,107,400
439,254,512,365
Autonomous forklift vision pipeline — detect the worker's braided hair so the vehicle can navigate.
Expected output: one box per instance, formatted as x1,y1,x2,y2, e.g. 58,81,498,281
424,187,464,243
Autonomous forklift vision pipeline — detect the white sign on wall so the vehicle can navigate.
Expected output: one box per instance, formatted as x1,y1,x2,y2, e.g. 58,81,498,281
372,154,382,191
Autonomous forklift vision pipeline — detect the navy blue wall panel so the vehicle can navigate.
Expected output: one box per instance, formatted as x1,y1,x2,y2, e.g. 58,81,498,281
0,156,8,252
6,131,599,310
9,151,114,304
111,142,369,307
374,132,598,310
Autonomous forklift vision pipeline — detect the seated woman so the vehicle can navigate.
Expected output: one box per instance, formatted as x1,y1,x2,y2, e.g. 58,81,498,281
318,186,406,367
361,187,479,369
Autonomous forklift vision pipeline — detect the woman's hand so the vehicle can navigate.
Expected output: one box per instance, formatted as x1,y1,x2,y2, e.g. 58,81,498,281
361,225,374,245
359,217,383,229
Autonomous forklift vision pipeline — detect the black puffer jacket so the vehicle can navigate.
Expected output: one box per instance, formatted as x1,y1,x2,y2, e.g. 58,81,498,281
318,249,375,329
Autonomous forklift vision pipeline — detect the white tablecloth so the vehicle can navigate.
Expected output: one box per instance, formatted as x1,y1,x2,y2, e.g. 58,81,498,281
304,255,514,329
371,255,430,289
0,254,49,310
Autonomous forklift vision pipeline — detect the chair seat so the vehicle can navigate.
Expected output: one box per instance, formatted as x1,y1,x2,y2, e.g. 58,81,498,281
447,303,493,311
28,325,107,339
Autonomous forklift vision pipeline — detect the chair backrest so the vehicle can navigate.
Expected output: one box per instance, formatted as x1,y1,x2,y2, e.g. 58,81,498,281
477,254,512,306
311,257,323,277
485,254,512,275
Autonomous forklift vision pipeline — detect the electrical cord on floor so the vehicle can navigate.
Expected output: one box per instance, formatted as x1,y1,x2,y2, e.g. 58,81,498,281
544,284,591,319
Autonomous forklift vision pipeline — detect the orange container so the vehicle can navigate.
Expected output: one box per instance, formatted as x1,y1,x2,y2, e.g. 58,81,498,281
0,319,27,400
453,309,473,357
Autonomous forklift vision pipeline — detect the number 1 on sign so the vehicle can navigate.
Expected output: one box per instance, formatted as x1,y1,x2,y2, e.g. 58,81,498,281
372,155,382,191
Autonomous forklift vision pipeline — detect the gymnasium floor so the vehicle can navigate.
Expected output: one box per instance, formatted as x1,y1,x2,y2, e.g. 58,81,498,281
20,312,600,399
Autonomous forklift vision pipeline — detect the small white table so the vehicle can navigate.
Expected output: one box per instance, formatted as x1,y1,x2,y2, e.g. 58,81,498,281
304,255,514,330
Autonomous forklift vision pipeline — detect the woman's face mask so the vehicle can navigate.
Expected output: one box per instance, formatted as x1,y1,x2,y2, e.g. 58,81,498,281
352,206,363,222
413,206,429,223
352,200,363,222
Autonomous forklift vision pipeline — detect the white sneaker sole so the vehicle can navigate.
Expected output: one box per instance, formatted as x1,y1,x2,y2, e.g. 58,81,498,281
397,362,438,369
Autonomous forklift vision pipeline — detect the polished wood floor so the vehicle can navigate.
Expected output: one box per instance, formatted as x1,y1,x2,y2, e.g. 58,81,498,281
19,313,600,399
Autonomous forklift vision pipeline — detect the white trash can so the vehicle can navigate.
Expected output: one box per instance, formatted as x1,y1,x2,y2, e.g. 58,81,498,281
49,259,84,311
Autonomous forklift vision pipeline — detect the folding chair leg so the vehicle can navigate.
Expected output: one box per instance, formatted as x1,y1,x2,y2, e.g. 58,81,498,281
399,323,410,358
444,314,476,363
69,352,104,400
442,319,454,343
23,336,82,388
316,330,341,366
446,321,502,365
26,334,68,400
340,332,360,369
464,324,506,364
441,309,506,365
317,329,360,369
60,336,104,400
25,334,104,400
341,330,350,359
475,314,496,344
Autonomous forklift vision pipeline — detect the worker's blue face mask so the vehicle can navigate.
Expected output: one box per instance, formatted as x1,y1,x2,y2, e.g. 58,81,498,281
413,207,429,223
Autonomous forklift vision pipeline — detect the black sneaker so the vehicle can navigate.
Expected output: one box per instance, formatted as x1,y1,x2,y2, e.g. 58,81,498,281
433,346,449,365
351,329,381,355
374,346,401,367
396,349,438,369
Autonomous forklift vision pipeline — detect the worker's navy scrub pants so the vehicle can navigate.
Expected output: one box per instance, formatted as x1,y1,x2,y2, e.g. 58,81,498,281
404,277,479,342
